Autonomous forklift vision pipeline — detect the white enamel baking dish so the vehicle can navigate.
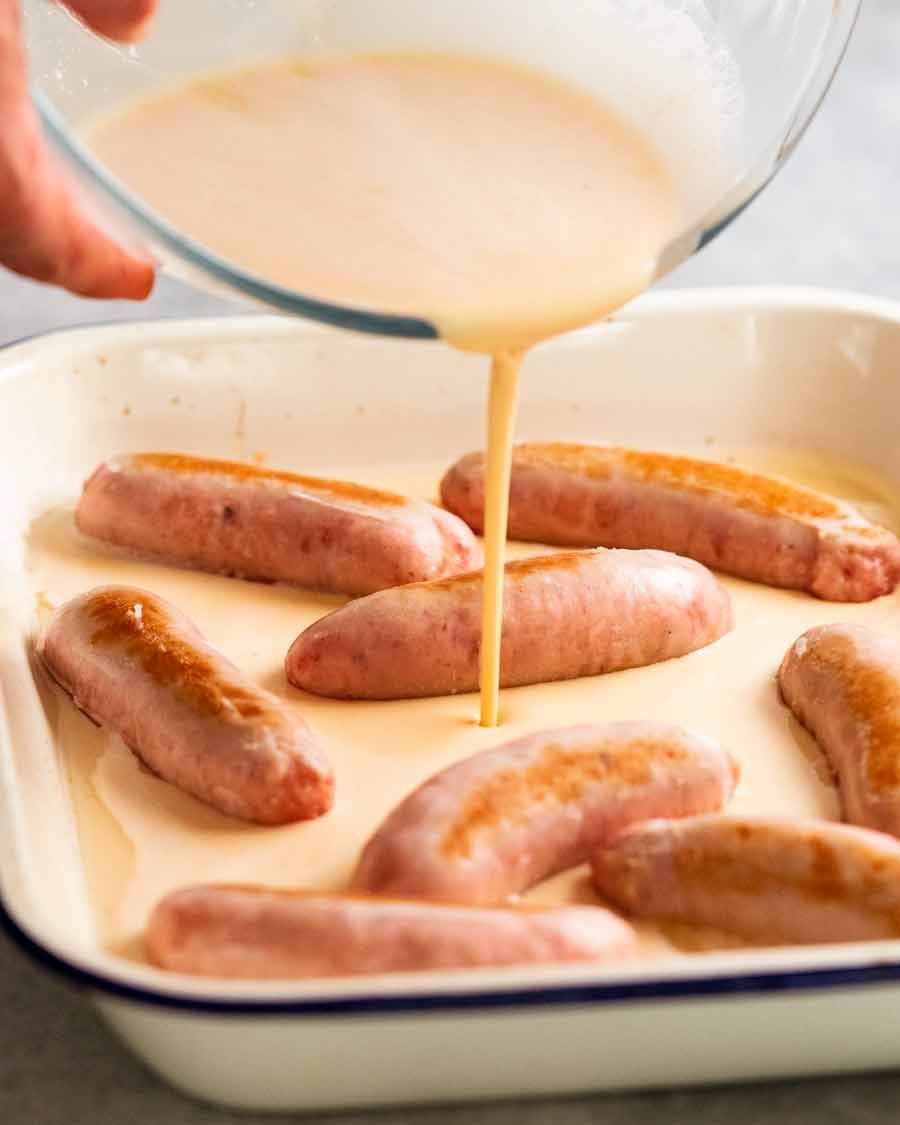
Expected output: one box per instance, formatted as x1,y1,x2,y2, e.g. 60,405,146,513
4,288,900,1114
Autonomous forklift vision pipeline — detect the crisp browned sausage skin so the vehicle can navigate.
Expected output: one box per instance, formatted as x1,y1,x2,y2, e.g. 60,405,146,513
353,722,738,904
592,815,900,944
286,548,733,700
779,624,900,837
441,444,900,602
76,453,481,596
42,585,332,824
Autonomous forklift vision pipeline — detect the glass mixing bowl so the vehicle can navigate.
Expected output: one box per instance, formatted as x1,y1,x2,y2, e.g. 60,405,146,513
26,0,861,339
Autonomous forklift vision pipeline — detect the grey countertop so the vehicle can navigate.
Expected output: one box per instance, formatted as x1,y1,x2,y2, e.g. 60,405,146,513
1,3,899,1122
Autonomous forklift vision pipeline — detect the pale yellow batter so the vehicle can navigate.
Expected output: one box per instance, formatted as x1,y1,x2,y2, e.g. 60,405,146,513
88,52,681,352
87,50,684,726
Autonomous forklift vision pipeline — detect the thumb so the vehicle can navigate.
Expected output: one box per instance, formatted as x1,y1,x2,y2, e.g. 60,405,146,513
61,0,157,43
0,101,155,299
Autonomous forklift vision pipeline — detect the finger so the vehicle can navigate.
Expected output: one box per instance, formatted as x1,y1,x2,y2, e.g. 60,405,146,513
0,120,155,298
0,0,27,101
61,0,158,43
0,0,154,298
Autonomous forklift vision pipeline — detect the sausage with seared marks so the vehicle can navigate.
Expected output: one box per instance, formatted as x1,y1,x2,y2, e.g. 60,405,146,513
77,452,481,596
42,585,333,825
592,815,900,944
779,623,900,837
441,443,900,602
286,548,733,700
353,722,738,904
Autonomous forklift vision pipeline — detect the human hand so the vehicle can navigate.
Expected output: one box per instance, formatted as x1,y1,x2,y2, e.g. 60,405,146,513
0,0,156,298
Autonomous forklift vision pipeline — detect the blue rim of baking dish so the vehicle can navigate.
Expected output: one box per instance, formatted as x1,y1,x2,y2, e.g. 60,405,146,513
5,893,900,1015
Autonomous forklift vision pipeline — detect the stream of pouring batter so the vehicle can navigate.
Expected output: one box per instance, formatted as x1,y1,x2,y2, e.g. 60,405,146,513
87,50,687,726
479,352,522,726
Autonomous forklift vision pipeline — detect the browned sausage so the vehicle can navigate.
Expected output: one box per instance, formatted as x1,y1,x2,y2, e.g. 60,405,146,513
77,452,481,596
286,548,733,700
441,444,900,602
353,722,738,904
42,585,332,824
147,886,637,979
779,623,900,837
592,815,900,944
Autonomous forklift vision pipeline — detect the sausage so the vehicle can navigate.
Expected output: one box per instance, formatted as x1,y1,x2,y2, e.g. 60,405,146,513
286,548,733,700
591,815,900,944
352,722,738,905
440,444,900,602
41,585,333,825
779,624,900,837
76,452,481,596
146,886,636,979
